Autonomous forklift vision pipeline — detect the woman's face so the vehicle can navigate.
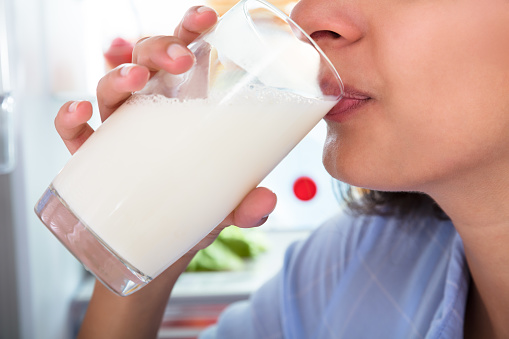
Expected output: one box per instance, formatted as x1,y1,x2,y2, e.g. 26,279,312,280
291,0,509,194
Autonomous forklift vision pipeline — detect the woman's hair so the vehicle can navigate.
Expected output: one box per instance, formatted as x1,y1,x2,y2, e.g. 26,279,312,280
338,184,449,220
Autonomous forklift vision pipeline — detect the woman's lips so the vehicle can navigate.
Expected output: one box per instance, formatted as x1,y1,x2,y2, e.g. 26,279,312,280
325,88,371,122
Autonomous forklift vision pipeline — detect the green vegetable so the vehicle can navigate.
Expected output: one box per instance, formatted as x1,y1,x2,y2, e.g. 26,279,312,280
186,226,268,272
216,226,268,258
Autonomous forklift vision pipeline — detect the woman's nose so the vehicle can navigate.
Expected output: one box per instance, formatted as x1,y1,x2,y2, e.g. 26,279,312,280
290,0,364,49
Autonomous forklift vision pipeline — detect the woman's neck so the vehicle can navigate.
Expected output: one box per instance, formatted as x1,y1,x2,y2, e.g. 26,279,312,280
461,226,509,339
428,170,509,338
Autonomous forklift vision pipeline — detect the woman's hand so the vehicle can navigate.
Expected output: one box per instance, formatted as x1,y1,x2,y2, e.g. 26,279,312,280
56,5,219,154
56,7,276,339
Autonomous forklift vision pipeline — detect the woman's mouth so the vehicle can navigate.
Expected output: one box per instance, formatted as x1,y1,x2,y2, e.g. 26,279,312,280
325,87,371,122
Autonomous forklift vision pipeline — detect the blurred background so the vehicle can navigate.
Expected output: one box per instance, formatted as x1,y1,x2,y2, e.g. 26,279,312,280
0,0,345,338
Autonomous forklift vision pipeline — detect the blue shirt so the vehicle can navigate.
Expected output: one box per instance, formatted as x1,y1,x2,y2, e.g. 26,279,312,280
200,211,470,339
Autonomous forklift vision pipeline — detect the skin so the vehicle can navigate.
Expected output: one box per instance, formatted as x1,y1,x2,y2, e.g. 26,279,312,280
55,1,509,338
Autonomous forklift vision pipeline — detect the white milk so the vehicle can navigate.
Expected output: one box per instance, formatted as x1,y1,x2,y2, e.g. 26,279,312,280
52,90,336,278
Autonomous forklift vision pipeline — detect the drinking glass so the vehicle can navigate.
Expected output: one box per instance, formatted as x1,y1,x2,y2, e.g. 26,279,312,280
35,0,343,296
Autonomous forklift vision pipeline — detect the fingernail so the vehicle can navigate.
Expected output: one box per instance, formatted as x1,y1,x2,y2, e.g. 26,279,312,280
196,6,218,16
256,216,269,226
120,64,135,77
167,44,193,61
68,101,79,113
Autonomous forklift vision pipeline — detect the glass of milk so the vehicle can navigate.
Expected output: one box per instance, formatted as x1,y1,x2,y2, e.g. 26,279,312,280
35,0,343,296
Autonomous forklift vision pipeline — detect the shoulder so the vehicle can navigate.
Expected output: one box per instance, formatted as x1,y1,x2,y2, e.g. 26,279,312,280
279,211,461,338
201,211,463,339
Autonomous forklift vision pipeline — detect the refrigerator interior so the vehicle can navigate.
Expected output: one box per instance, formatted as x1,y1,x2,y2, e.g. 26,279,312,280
0,0,346,338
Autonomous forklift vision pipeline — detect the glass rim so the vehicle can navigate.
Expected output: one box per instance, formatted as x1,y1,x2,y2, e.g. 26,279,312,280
240,0,344,101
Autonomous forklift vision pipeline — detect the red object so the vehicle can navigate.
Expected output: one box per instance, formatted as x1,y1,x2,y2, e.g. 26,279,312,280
103,37,135,70
293,176,317,201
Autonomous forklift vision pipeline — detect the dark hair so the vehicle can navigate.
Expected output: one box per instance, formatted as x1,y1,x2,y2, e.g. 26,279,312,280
338,184,449,220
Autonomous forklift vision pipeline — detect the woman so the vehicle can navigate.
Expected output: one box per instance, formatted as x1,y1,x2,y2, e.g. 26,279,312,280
55,1,509,338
